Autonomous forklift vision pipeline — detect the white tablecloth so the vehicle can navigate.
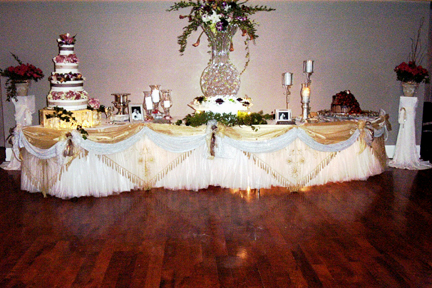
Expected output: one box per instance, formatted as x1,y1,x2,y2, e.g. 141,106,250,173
14,119,388,199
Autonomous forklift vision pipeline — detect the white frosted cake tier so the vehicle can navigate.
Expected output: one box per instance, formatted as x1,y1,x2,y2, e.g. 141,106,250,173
55,63,79,74
48,99,88,111
188,95,252,115
49,80,84,90
58,44,74,55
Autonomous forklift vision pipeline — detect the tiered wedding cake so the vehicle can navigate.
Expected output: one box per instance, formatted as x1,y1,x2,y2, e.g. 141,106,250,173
47,33,89,110
41,33,101,129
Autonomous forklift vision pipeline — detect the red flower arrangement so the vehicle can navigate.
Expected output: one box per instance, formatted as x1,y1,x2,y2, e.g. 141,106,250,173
394,18,429,85
0,53,44,101
394,61,429,84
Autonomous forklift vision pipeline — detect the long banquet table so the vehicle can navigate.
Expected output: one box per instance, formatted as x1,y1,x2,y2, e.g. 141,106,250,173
13,116,389,199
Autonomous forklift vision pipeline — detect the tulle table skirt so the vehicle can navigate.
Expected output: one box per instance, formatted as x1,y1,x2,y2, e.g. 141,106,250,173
16,120,388,199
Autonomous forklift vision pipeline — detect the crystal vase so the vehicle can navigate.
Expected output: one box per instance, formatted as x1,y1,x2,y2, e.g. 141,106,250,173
200,25,241,97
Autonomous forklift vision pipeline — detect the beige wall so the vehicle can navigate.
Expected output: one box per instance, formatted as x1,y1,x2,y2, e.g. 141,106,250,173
0,1,430,147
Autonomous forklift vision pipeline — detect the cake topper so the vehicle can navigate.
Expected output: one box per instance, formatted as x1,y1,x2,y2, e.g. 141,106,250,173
57,33,76,45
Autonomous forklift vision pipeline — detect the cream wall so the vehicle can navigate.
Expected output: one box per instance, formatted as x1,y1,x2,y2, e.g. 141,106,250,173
0,1,430,147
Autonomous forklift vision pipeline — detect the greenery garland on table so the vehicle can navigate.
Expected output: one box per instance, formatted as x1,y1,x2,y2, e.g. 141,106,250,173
45,107,89,139
175,111,273,130
45,104,106,140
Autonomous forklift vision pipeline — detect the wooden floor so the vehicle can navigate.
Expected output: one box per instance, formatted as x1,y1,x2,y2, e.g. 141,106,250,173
0,167,431,287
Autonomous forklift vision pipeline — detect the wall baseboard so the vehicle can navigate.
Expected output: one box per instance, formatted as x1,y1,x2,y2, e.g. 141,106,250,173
5,145,421,162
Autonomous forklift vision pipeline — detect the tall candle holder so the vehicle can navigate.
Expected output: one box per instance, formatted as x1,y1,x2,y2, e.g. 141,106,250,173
300,83,311,122
143,91,154,121
161,89,173,121
282,72,293,109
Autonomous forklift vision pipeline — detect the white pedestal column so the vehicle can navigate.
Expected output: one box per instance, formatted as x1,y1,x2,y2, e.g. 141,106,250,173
0,95,35,170
389,96,432,170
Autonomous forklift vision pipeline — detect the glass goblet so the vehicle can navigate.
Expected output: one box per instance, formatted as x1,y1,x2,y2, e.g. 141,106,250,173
161,89,173,120
143,91,154,121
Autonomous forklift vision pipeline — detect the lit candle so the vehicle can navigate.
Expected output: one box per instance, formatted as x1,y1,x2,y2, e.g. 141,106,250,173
301,84,311,103
302,87,311,98
282,72,292,86
303,60,314,73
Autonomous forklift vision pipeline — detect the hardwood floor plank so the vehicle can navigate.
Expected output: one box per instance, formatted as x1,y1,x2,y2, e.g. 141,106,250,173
1,168,432,287
292,245,323,288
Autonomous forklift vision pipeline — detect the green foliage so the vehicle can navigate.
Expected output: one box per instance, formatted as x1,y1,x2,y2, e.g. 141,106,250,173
167,0,274,55
45,106,89,139
176,111,273,131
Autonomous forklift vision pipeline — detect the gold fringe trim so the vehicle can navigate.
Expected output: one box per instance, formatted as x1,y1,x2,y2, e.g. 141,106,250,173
58,149,88,181
292,152,338,191
243,150,338,192
243,151,295,188
96,154,146,188
148,150,193,189
21,153,60,197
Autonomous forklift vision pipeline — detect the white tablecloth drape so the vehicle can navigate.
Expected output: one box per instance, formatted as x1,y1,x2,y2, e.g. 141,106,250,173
13,119,388,199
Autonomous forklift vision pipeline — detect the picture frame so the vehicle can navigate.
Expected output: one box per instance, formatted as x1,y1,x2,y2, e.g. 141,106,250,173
275,109,293,124
129,103,144,122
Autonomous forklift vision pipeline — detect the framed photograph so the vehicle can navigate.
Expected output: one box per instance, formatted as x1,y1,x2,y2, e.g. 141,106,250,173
275,109,293,124
129,103,144,122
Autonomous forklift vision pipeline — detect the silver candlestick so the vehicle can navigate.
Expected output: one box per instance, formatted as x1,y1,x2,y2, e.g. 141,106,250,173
283,84,292,109
282,72,293,109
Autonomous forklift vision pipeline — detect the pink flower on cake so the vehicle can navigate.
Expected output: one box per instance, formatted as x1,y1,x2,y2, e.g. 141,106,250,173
88,98,100,109
54,54,79,64
65,91,76,100
50,91,63,100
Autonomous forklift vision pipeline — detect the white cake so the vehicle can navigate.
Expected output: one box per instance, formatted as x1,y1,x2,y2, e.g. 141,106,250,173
47,33,89,110
188,95,252,115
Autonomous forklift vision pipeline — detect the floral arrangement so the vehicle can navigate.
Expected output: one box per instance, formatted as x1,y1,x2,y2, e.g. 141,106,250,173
0,53,44,101
394,61,429,84
87,98,106,113
394,18,429,84
88,98,101,110
58,33,76,45
167,0,274,54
